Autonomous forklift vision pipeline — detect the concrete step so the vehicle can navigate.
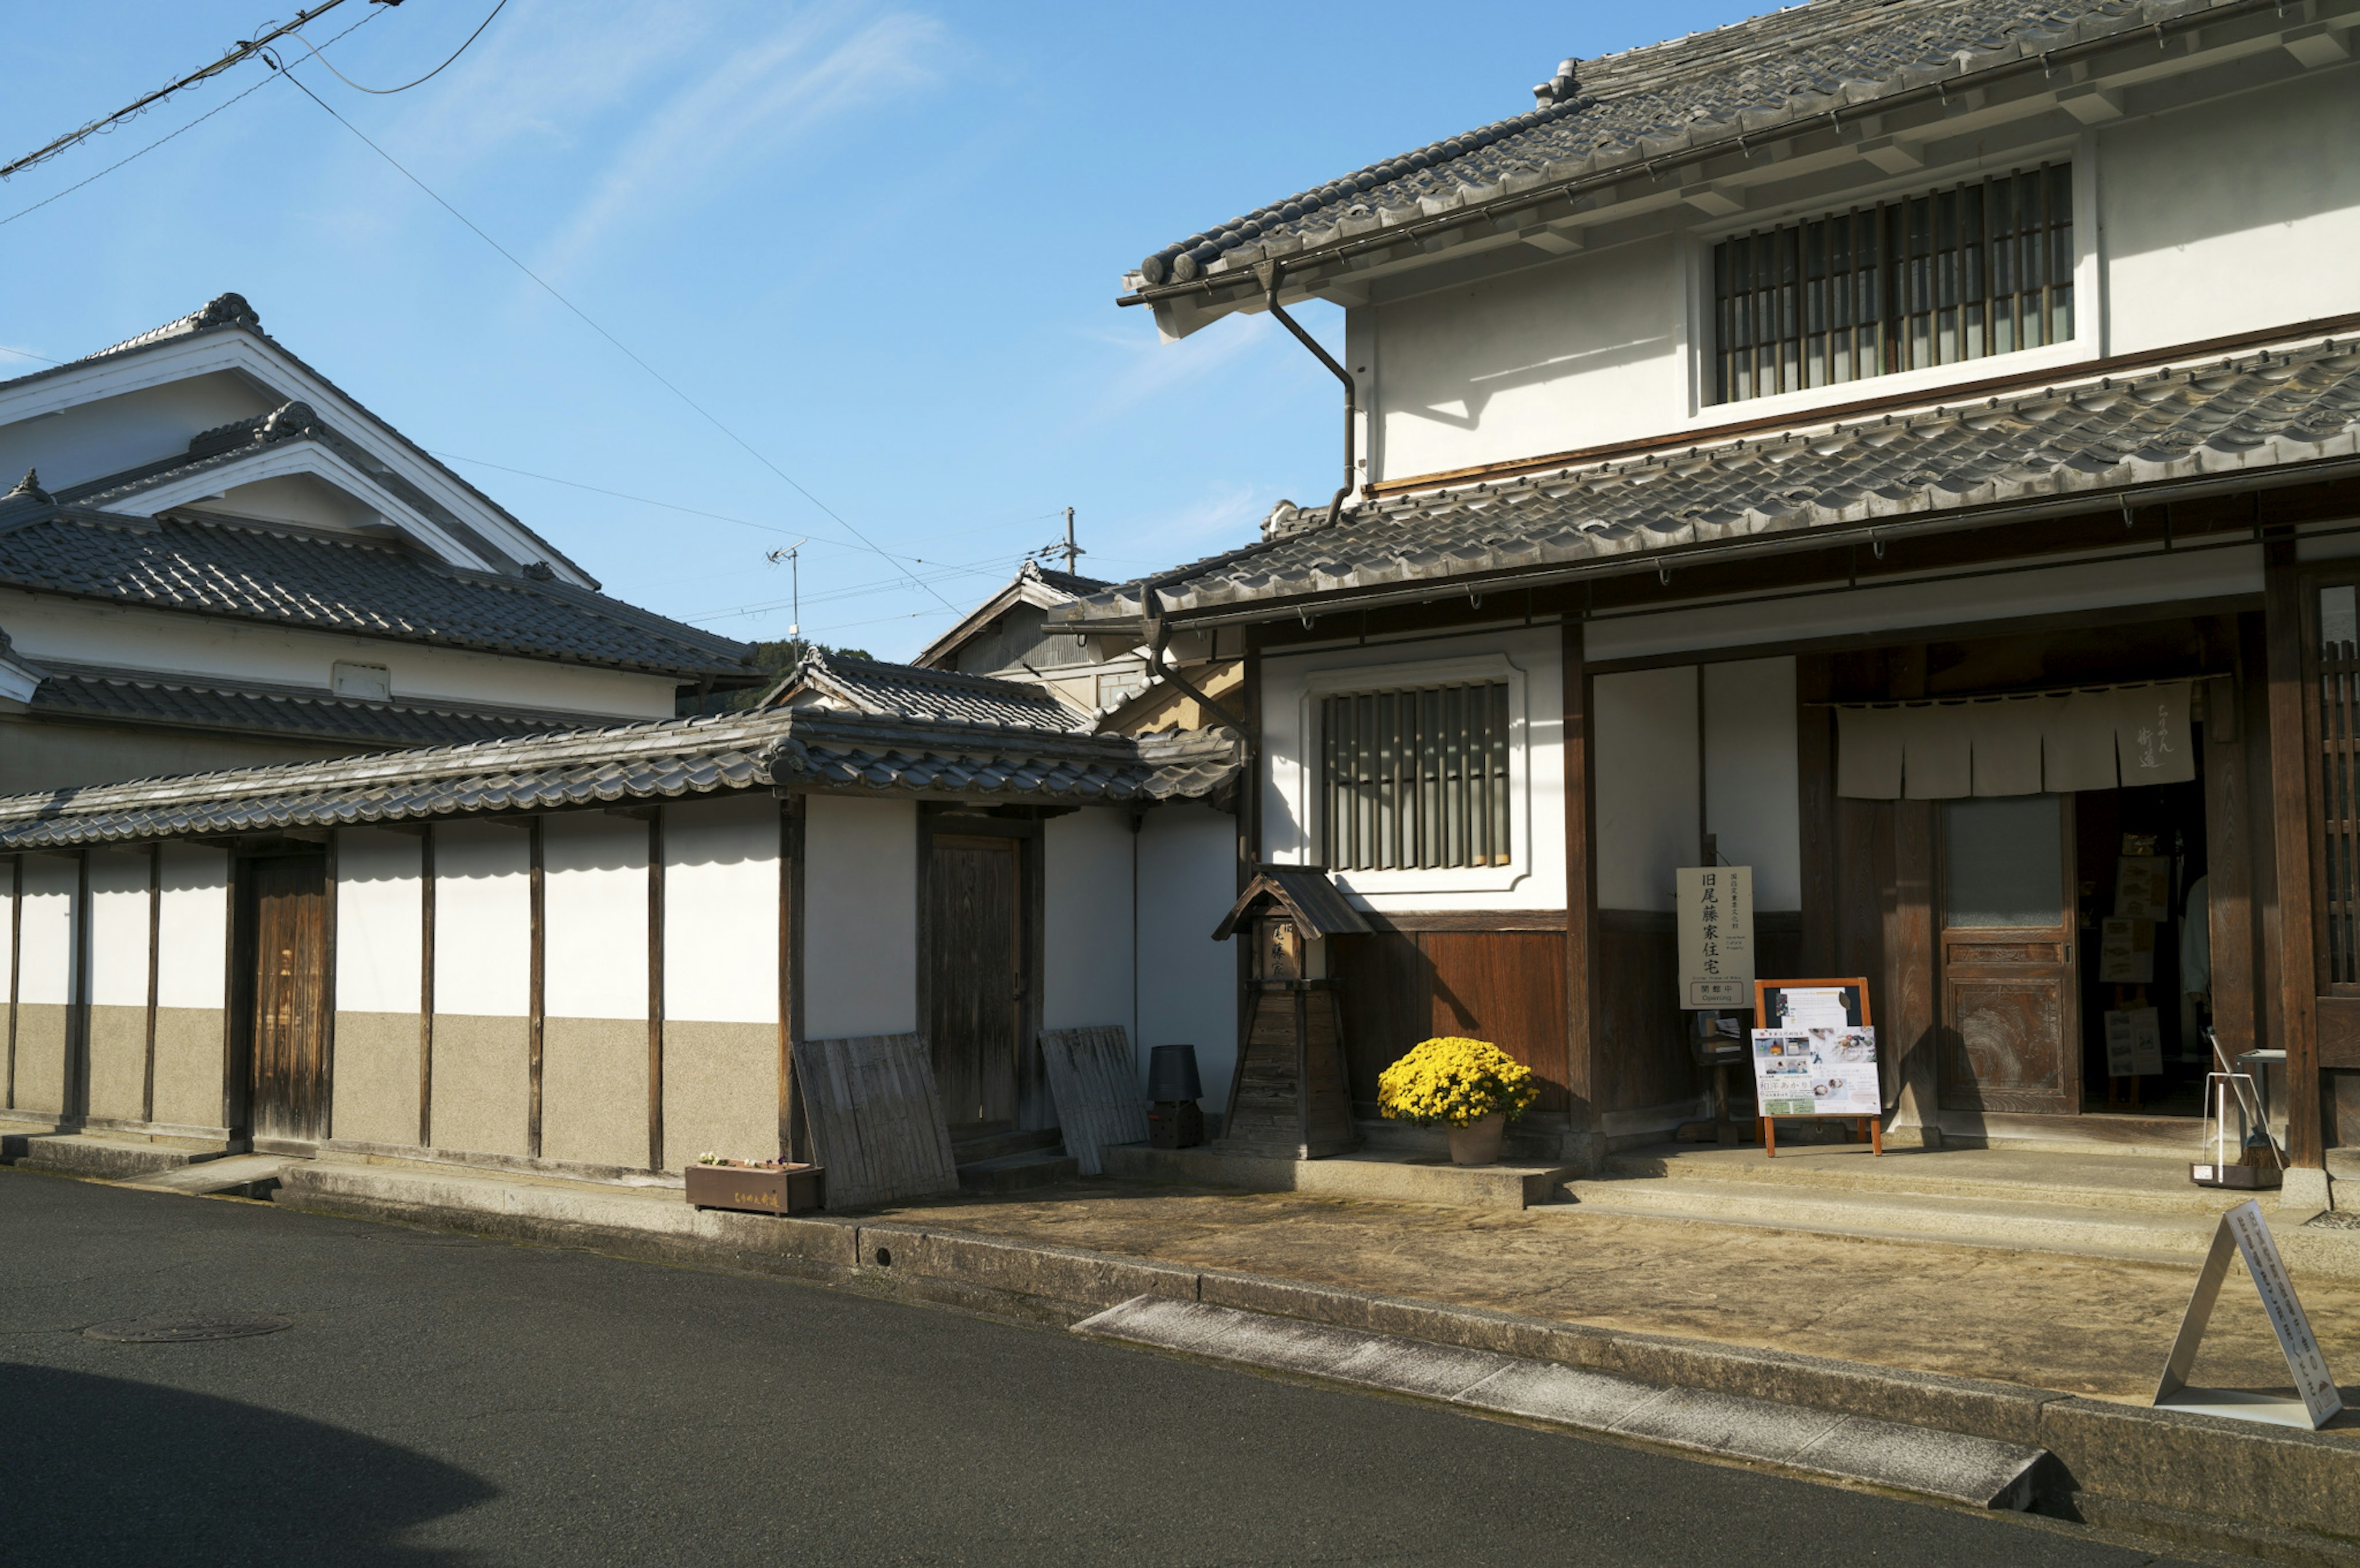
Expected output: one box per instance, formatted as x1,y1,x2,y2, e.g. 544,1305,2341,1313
0,1130,233,1180
951,1126,1061,1164
956,1149,1080,1194
1076,1296,2047,1511
1105,1142,1577,1212
114,1154,299,1198
1602,1145,2252,1217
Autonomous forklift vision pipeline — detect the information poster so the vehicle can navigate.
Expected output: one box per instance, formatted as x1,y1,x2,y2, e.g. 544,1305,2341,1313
2099,917,2155,982
2104,1007,2164,1076
1750,1022,1880,1117
1677,866,1753,1009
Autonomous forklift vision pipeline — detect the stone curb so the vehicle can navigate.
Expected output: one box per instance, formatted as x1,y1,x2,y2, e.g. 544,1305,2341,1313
205,1162,2355,1562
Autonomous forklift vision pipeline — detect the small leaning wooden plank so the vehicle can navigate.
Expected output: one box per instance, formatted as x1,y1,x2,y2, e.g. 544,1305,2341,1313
1041,1025,1149,1176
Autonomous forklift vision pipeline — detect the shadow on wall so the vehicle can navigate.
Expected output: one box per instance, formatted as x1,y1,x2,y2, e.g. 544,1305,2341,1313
2,1363,495,1564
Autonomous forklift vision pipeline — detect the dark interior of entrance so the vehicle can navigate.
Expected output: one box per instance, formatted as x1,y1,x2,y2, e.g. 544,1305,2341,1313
2074,772,2209,1117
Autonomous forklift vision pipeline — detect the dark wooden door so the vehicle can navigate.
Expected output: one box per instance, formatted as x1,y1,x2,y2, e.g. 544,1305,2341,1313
1937,794,2079,1115
927,834,1021,1127
247,853,329,1141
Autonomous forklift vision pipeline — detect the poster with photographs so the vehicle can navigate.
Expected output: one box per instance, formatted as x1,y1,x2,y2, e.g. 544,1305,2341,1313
1750,1027,1881,1118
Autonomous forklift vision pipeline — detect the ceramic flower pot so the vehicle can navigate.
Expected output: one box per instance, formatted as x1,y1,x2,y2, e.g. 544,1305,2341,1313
1447,1111,1507,1166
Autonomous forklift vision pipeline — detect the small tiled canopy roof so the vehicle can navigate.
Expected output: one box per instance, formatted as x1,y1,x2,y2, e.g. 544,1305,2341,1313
1056,334,2360,627
1134,0,2224,291
777,650,1088,729
25,665,580,750
0,706,1241,850
0,505,752,679
1213,866,1372,942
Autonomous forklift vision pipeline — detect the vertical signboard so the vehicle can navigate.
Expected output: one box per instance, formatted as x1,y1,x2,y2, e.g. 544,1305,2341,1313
1677,866,1753,1010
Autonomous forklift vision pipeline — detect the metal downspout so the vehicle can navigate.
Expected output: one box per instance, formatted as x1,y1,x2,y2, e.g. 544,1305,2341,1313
1259,261,1356,528
1146,601,1246,732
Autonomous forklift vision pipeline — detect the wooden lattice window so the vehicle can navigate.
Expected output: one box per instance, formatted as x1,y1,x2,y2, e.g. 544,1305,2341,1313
1712,162,2074,404
1320,683,1511,872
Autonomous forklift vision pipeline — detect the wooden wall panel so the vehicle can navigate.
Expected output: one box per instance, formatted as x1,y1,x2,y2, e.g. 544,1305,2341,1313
1331,932,1422,1113
1596,911,1690,1113
1425,931,1568,1111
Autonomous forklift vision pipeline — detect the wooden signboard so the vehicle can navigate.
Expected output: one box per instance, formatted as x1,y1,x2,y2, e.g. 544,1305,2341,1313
1751,978,1881,1158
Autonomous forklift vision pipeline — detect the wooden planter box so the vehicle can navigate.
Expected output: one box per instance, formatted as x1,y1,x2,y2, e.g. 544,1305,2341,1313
685,1162,825,1215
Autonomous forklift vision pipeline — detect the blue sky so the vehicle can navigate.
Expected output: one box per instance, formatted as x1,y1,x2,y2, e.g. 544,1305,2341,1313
3,1,1757,659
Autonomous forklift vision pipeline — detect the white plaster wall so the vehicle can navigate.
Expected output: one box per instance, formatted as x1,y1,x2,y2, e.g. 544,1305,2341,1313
0,590,680,720
433,822,530,1018
156,845,228,1010
16,855,77,1005
1595,665,1700,912
1703,658,1802,911
2102,68,2360,355
545,812,648,1021
1369,235,1685,480
664,795,779,1027
86,850,149,1009
1042,810,1134,1033
335,829,422,1014
801,795,916,1038
0,372,270,493
1261,624,1566,912
1136,804,1240,1111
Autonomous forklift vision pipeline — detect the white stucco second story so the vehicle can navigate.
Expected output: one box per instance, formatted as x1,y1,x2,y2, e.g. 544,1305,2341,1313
1124,0,2360,490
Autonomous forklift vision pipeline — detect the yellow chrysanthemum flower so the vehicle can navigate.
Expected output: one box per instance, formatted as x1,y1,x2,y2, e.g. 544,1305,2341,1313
1375,1036,1537,1128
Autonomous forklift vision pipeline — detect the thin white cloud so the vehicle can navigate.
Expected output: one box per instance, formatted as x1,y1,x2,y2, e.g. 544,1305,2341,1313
538,6,943,274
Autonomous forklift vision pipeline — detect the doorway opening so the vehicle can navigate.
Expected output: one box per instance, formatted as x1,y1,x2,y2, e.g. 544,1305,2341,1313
2074,766,2209,1118
234,851,330,1144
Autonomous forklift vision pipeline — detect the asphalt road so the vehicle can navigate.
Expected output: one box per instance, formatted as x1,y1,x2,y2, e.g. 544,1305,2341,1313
4,1169,2214,1567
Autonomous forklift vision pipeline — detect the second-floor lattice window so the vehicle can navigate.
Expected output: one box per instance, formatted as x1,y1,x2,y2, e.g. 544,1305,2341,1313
1713,162,2074,404
1321,682,1511,872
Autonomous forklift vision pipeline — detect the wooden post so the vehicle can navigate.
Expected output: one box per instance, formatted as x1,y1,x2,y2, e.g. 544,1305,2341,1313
777,795,805,1164
320,831,338,1141
1562,620,1600,1150
418,824,435,1149
7,855,20,1110
527,817,545,1161
648,806,666,1173
72,849,90,1120
142,845,160,1124
1795,656,1838,975
2205,654,2260,1067
2265,539,2324,1168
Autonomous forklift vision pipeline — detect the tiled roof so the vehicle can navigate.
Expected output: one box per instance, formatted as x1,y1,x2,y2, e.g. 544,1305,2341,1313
785,651,1090,729
1135,0,2228,289
27,665,583,750
1057,334,2360,623
0,708,1242,850
0,509,752,678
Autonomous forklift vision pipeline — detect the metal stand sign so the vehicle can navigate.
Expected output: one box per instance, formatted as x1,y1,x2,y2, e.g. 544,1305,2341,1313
2153,1199,2343,1429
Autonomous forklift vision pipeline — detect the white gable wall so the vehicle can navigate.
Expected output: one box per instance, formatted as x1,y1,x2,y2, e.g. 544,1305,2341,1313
0,372,273,493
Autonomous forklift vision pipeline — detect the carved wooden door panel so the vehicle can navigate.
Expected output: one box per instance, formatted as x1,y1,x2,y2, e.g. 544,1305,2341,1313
1937,794,2079,1115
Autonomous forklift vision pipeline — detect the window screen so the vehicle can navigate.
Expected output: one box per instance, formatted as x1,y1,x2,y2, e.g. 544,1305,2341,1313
1320,682,1511,872
1712,162,2073,404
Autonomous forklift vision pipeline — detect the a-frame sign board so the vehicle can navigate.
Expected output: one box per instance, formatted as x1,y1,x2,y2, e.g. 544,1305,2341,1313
2153,1199,2345,1430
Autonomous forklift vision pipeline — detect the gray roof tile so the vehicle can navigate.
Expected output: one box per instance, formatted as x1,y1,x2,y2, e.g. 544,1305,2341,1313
785,651,1090,729
1058,335,2360,622
1138,0,2224,288
0,707,1241,850
0,509,752,678
28,667,586,750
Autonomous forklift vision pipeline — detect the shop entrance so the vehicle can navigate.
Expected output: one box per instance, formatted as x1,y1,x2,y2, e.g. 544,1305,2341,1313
2072,774,2211,1116
1938,795,2079,1115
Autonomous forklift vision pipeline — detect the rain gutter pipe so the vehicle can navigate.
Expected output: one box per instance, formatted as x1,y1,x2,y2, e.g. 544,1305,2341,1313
1258,261,1356,529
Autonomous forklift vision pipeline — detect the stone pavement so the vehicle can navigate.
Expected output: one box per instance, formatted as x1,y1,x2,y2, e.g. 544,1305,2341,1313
866,1175,2360,1410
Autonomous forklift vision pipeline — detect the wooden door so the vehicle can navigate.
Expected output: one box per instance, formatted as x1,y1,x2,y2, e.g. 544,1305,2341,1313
926,834,1021,1127
246,853,329,1142
1937,794,2079,1115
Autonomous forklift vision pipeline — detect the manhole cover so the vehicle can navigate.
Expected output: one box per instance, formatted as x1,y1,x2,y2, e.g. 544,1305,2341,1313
83,1313,293,1343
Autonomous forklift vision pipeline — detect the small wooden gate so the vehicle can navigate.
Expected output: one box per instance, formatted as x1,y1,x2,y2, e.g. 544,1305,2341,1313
926,834,1023,1127
244,853,330,1142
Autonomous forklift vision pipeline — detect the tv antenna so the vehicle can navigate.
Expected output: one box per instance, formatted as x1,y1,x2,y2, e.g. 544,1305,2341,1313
764,539,808,636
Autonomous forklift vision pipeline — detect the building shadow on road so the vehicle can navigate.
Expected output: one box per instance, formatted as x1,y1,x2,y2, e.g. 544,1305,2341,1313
4,1363,494,1564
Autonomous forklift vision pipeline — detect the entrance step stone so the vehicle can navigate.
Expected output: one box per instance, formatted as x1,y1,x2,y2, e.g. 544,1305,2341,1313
0,1129,235,1181
956,1148,1079,1194
951,1126,1062,1164
114,1153,300,1198
1104,1142,1578,1211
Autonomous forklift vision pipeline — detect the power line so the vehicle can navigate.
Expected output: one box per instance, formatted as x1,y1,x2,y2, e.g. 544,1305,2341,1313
274,63,964,616
0,0,368,181
0,6,385,232
283,0,509,93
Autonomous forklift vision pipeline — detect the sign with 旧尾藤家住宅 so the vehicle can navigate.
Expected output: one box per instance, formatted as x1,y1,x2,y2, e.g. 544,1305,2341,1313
1677,865,1753,1010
